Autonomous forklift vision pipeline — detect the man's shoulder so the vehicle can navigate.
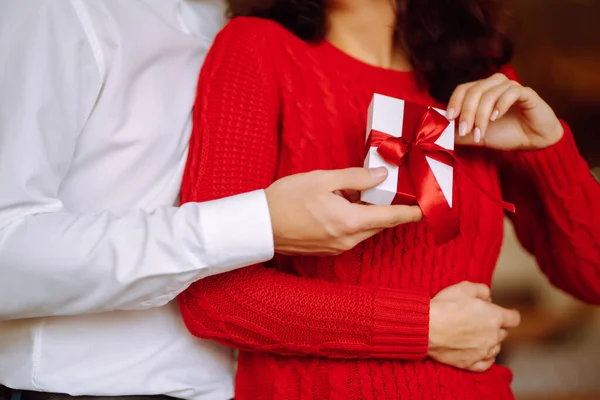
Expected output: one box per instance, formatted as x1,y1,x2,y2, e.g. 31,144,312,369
0,0,88,46
0,0,76,22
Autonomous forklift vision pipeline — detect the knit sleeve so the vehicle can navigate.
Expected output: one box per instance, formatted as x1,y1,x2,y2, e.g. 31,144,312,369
178,17,430,360
498,66,600,303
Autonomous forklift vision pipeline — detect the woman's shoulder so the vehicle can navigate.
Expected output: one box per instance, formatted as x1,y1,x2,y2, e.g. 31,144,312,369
214,17,307,53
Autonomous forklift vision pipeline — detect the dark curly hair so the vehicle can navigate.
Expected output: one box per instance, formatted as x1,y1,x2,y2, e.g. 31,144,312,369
226,0,513,104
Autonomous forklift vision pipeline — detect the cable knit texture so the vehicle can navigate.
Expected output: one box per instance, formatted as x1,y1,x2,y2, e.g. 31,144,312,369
179,17,600,400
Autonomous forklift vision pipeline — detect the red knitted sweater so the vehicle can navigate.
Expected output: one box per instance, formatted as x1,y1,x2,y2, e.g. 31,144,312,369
179,17,600,400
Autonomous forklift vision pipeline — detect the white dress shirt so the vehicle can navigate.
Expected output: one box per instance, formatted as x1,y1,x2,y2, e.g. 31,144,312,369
0,1,274,399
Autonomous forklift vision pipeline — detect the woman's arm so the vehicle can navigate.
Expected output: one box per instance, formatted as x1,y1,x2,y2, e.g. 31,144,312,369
180,265,429,359
178,17,430,360
499,123,600,304
448,64,600,304
494,66,600,304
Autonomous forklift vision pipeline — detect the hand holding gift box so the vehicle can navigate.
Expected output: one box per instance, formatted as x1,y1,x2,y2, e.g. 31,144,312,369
360,93,459,244
360,93,515,245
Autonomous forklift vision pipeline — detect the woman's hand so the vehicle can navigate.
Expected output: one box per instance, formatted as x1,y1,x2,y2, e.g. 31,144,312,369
447,73,564,150
428,282,521,372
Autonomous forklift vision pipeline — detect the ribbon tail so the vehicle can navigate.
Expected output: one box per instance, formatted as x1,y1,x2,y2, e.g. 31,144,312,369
409,149,460,245
454,159,516,213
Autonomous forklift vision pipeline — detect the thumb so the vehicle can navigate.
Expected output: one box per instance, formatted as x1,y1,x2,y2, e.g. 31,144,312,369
324,167,388,192
498,307,521,328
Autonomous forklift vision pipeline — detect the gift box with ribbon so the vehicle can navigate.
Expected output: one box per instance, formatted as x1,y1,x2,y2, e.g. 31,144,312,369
360,93,460,244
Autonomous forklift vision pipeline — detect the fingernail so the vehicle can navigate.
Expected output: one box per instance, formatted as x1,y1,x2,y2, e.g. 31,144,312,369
369,167,388,180
459,121,468,137
474,127,481,143
490,110,499,121
447,108,455,120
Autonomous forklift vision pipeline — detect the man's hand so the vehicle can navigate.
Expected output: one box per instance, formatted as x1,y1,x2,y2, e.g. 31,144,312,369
428,282,521,372
265,167,423,255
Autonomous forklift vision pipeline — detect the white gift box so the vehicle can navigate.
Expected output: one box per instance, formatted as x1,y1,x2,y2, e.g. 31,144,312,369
360,93,455,207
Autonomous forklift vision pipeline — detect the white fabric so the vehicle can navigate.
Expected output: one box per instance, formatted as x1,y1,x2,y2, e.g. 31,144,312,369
0,1,274,399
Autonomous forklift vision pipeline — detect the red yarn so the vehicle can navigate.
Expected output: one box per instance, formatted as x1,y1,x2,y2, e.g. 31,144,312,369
179,17,600,400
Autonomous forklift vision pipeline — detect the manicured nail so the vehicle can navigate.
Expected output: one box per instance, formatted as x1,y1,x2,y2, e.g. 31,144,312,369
447,108,455,120
490,110,499,121
474,127,481,143
459,121,468,137
369,167,388,179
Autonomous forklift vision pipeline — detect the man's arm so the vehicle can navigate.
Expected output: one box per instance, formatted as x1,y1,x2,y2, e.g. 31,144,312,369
0,3,421,321
0,1,274,319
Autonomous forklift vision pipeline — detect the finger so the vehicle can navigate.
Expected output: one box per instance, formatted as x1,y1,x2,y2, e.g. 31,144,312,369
455,133,484,147
322,228,384,255
487,344,502,359
475,81,520,141
498,307,521,328
309,227,383,255
493,85,528,121
469,359,495,373
346,228,384,249
447,81,478,121
323,167,389,192
458,282,491,301
352,204,423,230
498,328,508,342
457,74,509,140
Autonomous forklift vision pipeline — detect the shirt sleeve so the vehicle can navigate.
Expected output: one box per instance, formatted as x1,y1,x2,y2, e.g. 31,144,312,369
498,67,600,304
0,2,274,320
178,17,430,360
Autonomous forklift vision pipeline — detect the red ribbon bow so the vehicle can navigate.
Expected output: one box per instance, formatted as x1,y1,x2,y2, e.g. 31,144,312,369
367,102,515,245
367,103,460,244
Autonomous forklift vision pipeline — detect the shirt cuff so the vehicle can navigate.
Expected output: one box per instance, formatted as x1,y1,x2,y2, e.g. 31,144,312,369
195,190,274,275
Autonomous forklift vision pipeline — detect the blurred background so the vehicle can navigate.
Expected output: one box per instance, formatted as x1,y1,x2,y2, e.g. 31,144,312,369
493,1,600,399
